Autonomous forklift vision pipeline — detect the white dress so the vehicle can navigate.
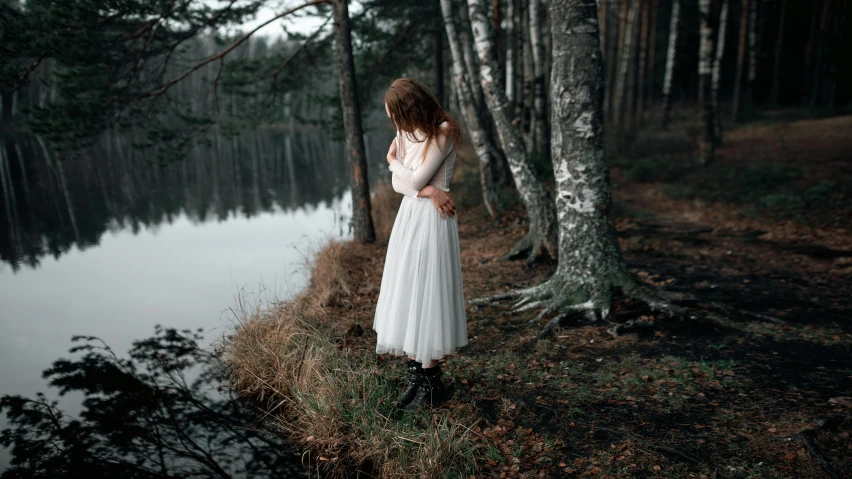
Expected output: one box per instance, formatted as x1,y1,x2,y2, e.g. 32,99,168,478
373,123,467,363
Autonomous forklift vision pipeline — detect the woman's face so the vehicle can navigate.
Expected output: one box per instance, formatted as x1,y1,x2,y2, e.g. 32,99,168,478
385,103,391,118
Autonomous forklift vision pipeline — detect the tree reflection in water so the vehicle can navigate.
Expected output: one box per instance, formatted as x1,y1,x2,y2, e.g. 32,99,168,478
1,327,305,478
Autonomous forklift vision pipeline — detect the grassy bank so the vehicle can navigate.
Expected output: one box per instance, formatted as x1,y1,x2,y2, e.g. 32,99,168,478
225,112,851,478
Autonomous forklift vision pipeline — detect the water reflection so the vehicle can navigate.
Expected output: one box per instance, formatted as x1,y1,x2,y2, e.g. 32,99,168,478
0,327,306,478
0,127,388,271
0,125,392,474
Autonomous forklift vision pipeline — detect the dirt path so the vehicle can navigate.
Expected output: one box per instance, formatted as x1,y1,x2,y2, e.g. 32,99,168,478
442,116,852,478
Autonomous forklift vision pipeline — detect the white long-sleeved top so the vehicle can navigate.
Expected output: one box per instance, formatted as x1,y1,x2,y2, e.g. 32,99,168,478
388,121,456,198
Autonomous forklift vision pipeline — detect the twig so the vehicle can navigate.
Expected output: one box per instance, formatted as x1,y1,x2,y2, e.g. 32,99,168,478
143,0,331,100
771,416,846,479
706,301,787,326
595,427,702,464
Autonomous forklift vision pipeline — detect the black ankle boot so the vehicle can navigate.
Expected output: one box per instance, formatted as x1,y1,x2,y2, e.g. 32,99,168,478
394,360,423,409
402,363,449,411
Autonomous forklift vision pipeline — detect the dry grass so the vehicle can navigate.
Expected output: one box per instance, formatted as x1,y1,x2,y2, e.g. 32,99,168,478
370,182,401,241
224,187,480,478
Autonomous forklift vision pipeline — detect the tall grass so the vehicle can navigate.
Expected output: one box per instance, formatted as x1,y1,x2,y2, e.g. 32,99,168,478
224,230,480,477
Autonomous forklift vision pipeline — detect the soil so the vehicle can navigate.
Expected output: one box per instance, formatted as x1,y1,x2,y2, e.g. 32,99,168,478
345,114,852,478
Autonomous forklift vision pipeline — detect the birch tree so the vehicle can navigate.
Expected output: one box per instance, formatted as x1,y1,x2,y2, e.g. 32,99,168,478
333,0,375,242
698,0,715,165
505,0,517,106
529,0,550,158
440,0,504,218
712,0,729,142
661,0,680,126
466,0,559,262
472,0,681,334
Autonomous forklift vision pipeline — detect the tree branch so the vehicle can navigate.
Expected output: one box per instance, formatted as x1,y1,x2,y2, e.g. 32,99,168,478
143,0,331,100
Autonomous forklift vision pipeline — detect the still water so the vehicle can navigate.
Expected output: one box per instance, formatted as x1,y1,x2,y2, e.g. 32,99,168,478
0,126,390,475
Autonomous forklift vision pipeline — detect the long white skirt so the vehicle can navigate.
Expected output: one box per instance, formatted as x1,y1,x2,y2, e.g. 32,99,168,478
373,195,467,364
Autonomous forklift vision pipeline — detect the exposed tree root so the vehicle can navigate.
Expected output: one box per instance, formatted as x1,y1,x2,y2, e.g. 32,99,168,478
705,301,788,326
594,427,702,465
500,230,554,265
470,275,686,339
772,416,847,479
606,319,656,338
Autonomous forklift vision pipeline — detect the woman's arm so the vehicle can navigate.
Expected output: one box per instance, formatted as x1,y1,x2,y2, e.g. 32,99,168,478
388,134,449,191
391,172,419,197
417,185,456,219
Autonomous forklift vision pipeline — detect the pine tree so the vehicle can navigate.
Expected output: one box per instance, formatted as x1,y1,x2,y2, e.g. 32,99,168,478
332,0,375,243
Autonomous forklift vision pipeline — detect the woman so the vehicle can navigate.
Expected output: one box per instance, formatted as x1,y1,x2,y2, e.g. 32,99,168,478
373,78,467,411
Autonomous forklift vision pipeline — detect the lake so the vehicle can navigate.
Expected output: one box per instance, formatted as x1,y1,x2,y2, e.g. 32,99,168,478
0,125,391,475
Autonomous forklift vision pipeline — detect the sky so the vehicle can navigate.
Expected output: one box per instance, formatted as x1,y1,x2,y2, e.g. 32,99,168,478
220,0,331,40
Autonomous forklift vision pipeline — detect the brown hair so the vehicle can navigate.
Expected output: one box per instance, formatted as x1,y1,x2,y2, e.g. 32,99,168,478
384,78,462,162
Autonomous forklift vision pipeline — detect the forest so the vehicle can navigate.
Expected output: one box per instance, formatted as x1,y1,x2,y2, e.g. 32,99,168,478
1,0,851,478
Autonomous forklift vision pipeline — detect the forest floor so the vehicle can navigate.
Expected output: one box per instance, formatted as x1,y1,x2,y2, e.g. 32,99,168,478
227,113,852,478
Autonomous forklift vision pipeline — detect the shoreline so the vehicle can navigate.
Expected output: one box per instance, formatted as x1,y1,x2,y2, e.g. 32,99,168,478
224,115,852,478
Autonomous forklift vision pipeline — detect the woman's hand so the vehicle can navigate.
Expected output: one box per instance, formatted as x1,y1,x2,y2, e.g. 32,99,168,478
418,185,456,219
386,137,398,165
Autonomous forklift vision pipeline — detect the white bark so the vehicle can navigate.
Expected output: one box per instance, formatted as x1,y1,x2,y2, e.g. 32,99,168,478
698,0,713,76
467,0,559,261
661,0,680,125
470,0,682,327
440,0,503,218
550,0,628,308
505,0,515,103
457,3,485,111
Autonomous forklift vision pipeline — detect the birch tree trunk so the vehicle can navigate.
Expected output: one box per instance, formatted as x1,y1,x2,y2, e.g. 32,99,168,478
457,1,514,188
767,0,787,107
467,0,559,262
473,0,682,331
441,0,504,218
712,0,729,143
732,0,750,121
530,0,550,159
698,0,715,165
614,0,637,127
505,0,516,106
332,0,375,243
661,0,680,126
458,4,485,112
